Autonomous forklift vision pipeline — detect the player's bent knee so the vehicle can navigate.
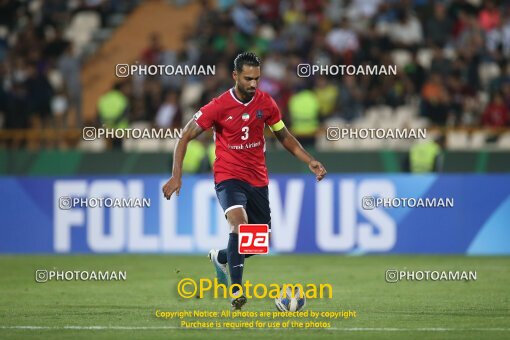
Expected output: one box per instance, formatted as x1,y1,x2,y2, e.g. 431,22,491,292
230,220,248,234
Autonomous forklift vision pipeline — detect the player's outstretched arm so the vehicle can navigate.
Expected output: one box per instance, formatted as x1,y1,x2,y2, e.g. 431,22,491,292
273,126,327,181
162,118,204,199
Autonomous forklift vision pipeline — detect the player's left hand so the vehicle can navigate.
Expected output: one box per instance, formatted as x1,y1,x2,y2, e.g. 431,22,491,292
308,160,327,181
162,176,182,200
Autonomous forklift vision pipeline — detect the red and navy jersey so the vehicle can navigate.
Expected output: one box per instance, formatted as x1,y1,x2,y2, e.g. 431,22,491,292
194,88,282,187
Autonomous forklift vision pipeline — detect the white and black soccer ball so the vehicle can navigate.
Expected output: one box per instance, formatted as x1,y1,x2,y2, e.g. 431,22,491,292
274,285,306,312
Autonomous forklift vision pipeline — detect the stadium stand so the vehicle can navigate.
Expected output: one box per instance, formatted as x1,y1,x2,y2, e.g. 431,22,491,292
0,0,509,151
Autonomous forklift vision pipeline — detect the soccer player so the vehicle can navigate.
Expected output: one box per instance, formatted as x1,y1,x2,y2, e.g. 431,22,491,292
162,52,327,310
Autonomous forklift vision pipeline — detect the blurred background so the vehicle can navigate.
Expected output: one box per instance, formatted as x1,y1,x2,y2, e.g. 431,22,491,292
0,0,509,255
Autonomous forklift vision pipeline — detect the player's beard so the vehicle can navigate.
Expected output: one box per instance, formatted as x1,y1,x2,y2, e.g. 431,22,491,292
238,85,256,101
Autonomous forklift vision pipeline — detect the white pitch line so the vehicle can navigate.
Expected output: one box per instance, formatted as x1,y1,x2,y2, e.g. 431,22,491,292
1,326,509,332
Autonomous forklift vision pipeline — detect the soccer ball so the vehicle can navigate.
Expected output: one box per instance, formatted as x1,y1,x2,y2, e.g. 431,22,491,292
274,285,306,312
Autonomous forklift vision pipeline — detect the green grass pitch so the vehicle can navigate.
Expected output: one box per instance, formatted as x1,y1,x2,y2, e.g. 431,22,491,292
0,255,509,339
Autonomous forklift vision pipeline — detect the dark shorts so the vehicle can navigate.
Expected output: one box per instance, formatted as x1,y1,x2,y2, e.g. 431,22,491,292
215,179,271,231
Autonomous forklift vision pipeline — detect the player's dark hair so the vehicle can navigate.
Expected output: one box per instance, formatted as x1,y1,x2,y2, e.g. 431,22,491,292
234,52,261,73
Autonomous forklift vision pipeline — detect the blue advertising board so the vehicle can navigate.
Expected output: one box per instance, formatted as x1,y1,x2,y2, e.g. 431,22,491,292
0,174,508,254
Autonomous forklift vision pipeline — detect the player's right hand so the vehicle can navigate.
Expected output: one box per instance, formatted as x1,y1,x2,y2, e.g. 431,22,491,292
162,176,182,200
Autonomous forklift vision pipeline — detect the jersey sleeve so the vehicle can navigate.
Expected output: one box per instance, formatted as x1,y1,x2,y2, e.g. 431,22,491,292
265,96,283,128
195,98,220,130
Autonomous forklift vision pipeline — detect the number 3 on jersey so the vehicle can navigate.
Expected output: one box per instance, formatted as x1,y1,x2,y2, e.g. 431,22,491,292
241,126,249,140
